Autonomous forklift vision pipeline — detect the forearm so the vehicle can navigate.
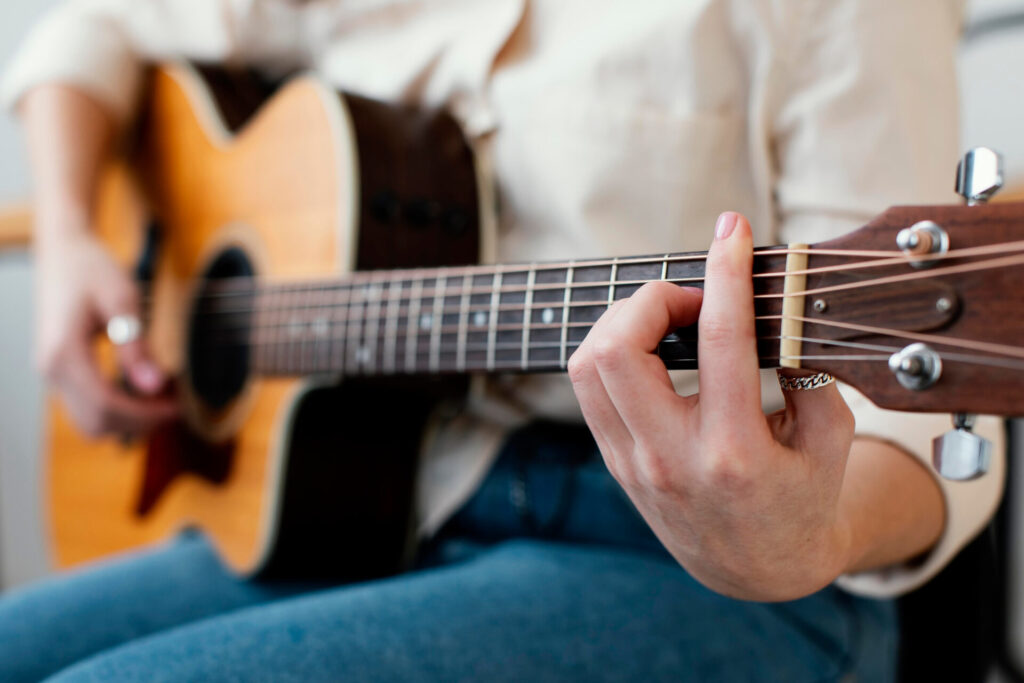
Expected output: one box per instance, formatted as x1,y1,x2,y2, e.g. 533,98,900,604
21,85,117,241
838,437,945,574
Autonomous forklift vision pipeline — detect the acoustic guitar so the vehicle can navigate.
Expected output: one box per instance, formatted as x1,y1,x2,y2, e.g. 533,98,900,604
47,63,1024,580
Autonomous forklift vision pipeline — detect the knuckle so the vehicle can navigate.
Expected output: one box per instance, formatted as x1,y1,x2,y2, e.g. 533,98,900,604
635,281,665,299
639,453,673,492
702,448,752,494
567,351,591,384
706,247,748,280
632,439,674,492
592,337,627,371
699,317,735,347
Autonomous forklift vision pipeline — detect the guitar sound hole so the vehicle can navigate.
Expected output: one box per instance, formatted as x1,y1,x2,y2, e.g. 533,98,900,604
188,247,255,411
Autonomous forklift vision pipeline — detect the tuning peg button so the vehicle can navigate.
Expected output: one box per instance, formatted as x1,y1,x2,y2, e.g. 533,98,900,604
956,147,1004,205
932,415,992,481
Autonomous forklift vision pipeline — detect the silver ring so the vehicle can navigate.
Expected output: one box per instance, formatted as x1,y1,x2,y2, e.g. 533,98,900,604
106,314,142,346
777,371,835,391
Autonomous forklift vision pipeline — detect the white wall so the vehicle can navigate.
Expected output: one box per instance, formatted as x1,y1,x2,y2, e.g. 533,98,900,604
0,1,58,589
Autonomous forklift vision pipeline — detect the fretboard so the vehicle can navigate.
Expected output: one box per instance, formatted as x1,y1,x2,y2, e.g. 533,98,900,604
199,250,790,378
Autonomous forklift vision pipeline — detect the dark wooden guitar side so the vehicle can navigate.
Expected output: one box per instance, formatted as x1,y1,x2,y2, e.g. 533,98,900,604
46,63,1024,581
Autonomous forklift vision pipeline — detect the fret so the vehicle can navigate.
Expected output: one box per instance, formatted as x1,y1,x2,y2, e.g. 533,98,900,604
567,262,614,348
608,257,618,306
429,272,446,372
263,286,276,373
496,269,528,367
614,259,663,300
250,287,264,372
362,278,384,374
440,276,463,370
275,285,289,373
383,277,402,374
329,284,350,375
405,278,424,373
285,286,299,374
345,284,365,375
312,287,325,373
456,272,472,371
486,271,502,371
465,272,494,370
299,288,311,374
560,264,574,368
660,255,669,281
527,264,570,368
520,265,536,370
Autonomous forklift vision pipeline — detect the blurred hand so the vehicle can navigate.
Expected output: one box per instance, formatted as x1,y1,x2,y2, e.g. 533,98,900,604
36,210,177,437
568,212,855,602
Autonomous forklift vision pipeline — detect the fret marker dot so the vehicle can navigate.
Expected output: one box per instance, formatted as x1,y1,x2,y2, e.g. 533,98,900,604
473,312,487,327
356,346,370,365
541,308,555,324
420,313,433,330
312,317,328,337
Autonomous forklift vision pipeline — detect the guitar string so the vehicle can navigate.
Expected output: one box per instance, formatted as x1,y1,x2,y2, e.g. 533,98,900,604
170,243,1024,321
231,309,1024,372
139,239,1024,307
201,242,1018,338
247,349,1024,375
243,335,897,371
139,245,898,301
234,318,1024,375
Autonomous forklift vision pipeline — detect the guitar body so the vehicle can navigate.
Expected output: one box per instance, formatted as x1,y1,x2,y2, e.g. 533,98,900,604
47,64,481,579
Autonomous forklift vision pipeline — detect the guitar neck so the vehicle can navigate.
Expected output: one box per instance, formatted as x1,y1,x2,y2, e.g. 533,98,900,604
209,249,791,378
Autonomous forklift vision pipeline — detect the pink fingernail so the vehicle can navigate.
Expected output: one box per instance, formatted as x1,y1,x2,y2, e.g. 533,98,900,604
715,212,738,240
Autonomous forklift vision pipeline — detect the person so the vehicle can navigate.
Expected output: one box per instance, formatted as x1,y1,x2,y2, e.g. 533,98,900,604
0,0,1006,680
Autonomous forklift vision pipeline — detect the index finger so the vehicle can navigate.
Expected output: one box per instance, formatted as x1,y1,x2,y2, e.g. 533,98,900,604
697,212,764,431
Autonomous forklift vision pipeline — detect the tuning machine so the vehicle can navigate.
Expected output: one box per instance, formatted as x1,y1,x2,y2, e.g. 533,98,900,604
930,148,1002,480
956,147,1004,205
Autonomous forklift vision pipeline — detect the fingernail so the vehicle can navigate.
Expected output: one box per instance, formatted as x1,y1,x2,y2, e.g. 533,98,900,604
131,362,164,393
715,212,738,241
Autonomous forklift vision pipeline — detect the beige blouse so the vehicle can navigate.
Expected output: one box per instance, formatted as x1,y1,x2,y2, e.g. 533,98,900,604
2,0,1003,598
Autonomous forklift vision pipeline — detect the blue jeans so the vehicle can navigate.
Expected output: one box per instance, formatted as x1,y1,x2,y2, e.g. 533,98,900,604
0,422,896,681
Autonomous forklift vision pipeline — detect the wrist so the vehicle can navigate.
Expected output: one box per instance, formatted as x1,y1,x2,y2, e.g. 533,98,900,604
34,202,93,248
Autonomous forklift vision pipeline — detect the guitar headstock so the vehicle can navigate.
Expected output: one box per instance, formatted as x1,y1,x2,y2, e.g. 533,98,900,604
800,200,1024,417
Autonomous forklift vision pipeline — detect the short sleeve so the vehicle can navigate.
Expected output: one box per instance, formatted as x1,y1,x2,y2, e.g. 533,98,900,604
0,0,265,123
0,1,144,122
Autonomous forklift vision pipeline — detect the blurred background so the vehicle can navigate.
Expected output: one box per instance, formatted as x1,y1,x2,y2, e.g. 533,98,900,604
2,0,1024,676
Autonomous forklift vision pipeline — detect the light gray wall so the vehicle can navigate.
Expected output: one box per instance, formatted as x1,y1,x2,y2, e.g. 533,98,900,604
0,0,60,589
